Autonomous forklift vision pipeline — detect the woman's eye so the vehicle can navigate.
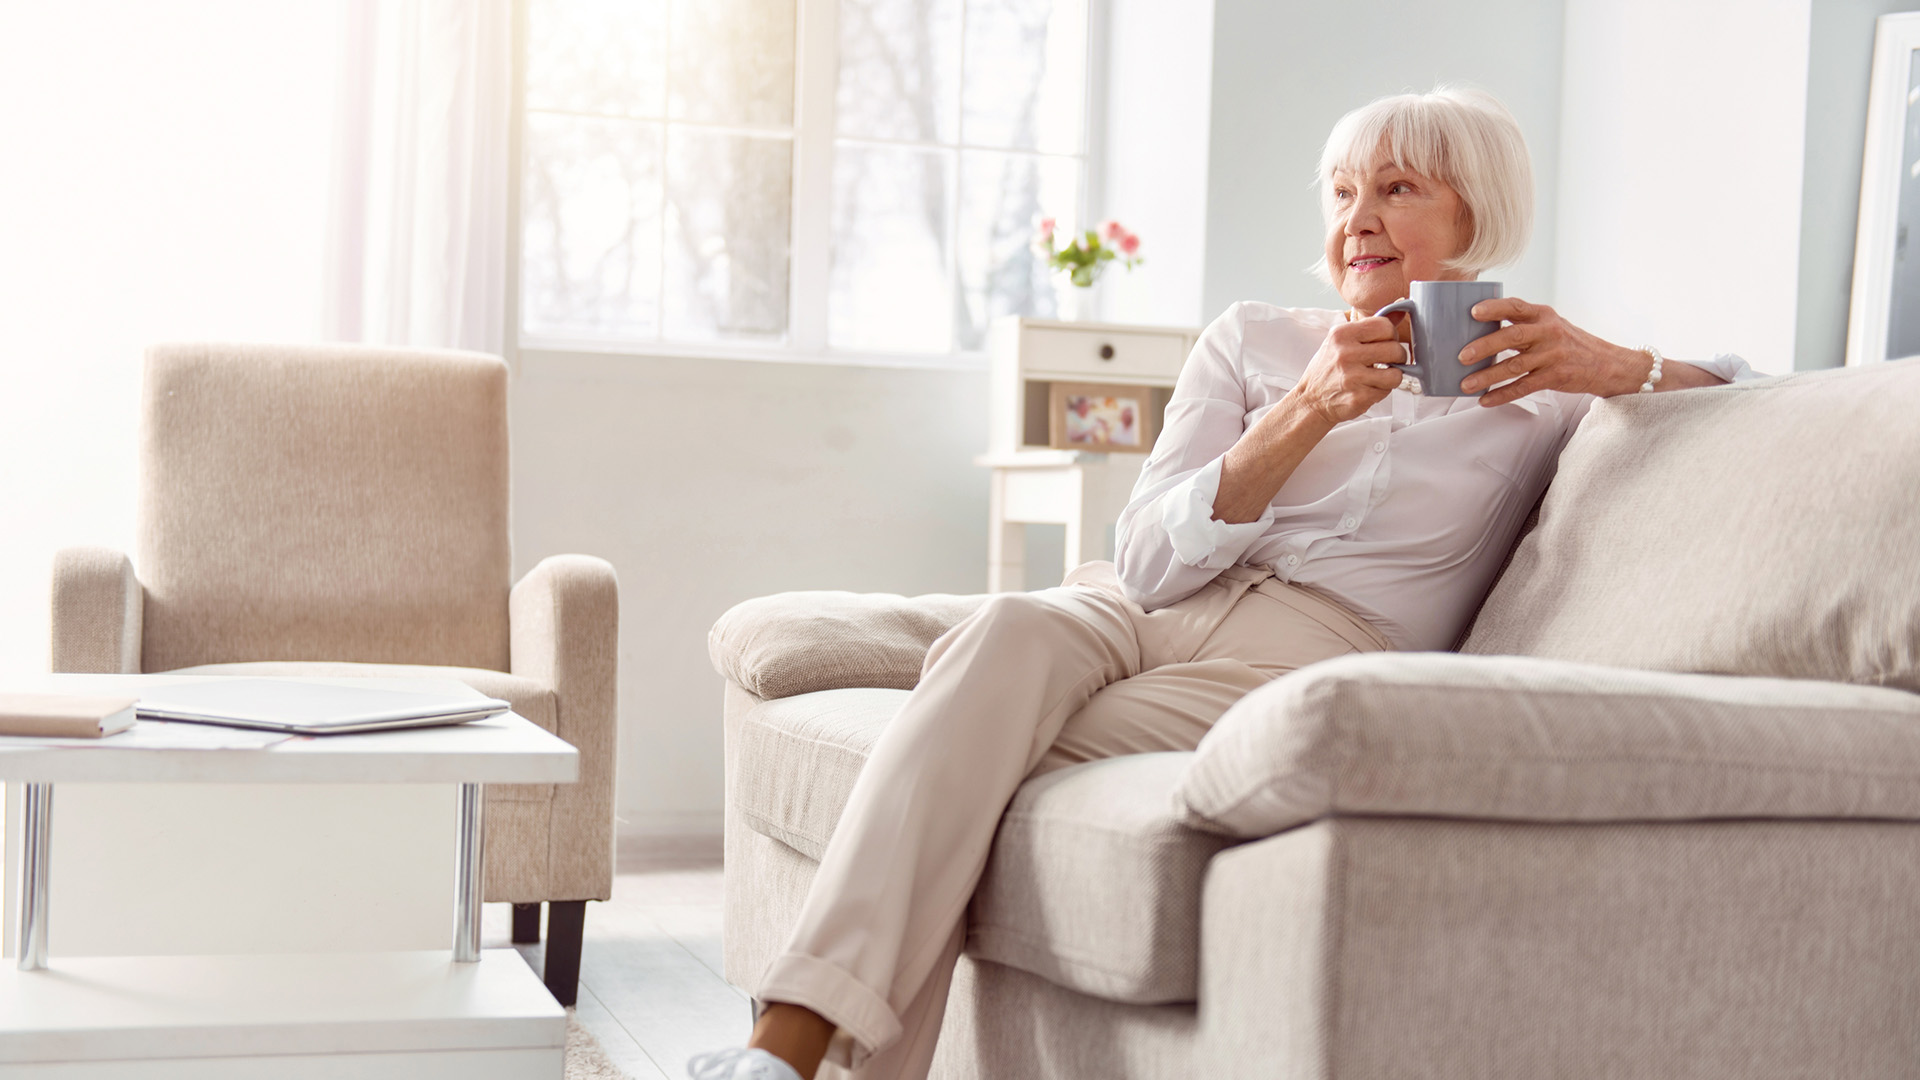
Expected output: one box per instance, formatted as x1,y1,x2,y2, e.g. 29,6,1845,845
1389,182,1413,195
1333,189,1352,201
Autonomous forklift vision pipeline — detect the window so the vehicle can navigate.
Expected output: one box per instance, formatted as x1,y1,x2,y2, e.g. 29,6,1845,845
518,0,1092,359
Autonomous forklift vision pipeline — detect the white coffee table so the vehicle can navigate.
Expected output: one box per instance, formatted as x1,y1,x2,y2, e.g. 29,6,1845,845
0,674,579,1079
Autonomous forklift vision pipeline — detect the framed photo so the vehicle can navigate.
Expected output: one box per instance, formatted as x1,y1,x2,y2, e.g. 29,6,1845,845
1848,12,1920,365
1047,382,1159,453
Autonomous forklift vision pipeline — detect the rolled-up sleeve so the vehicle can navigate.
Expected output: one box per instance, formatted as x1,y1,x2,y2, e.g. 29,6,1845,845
1114,304,1274,610
1687,351,1768,384
1160,455,1274,570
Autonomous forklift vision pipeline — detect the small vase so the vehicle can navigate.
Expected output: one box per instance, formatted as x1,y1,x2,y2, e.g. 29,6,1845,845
1053,276,1104,322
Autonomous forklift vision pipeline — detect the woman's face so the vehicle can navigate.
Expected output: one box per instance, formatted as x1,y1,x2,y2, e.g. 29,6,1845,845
1323,154,1473,315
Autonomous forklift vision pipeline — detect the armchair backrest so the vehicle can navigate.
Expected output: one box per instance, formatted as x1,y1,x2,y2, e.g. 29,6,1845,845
136,342,512,673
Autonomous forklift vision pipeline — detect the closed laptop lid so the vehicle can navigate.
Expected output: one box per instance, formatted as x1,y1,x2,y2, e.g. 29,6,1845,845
136,679,510,731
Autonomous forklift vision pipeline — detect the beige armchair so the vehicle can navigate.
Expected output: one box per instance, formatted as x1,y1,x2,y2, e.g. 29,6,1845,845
48,341,618,1007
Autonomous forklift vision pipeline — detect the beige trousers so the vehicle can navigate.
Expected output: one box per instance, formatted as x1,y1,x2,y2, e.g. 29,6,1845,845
755,561,1391,1079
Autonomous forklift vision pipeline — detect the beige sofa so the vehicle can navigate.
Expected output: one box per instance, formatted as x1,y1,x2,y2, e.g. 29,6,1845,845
50,342,618,1007
710,358,1920,1078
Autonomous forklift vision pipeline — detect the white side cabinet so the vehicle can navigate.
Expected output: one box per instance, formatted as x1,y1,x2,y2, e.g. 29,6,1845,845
978,316,1198,591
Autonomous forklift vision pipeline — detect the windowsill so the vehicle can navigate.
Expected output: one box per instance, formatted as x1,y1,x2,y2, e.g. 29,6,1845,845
514,334,989,376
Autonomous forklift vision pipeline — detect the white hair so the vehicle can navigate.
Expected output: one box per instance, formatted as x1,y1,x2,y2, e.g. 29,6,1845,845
1314,85,1534,280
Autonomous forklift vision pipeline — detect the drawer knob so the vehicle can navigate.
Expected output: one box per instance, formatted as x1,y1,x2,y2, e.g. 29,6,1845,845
1098,344,1115,360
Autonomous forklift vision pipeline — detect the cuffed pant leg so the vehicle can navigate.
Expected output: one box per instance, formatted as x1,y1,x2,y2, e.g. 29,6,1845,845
815,918,965,1080
757,586,1144,1067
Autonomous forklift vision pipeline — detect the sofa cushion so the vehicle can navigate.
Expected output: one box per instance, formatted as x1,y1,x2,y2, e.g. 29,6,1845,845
733,691,1228,1004
732,688,905,860
1462,359,1920,690
969,753,1233,1004
709,591,989,700
166,660,557,803
1175,652,1920,840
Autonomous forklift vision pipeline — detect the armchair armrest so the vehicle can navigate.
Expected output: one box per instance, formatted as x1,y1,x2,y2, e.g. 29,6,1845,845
510,554,619,900
1176,652,1920,839
51,546,143,673
707,590,988,700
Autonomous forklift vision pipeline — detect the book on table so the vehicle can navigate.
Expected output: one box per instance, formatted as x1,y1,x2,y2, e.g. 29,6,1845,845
0,693,139,738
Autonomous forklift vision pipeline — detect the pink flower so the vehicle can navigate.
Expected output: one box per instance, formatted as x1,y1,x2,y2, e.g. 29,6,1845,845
1118,232,1141,255
1037,216,1056,238
1101,219,1125,241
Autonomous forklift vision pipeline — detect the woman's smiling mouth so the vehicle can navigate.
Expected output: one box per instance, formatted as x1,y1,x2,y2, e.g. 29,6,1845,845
1349,255,1397,273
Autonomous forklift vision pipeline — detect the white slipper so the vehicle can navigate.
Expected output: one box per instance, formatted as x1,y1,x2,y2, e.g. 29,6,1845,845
686,1046,804,1080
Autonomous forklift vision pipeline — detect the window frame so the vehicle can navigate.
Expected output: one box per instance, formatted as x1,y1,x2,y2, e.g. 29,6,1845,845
505,0,1108,372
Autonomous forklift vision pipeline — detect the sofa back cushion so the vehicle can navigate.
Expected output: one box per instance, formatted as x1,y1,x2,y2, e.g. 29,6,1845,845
138,342,512,673
1461,360,1920,690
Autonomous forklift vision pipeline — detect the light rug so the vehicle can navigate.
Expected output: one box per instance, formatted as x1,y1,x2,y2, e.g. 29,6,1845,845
566,1009,630,1080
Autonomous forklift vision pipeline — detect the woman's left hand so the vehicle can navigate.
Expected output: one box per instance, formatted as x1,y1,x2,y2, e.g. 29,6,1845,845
1456,297,1649,406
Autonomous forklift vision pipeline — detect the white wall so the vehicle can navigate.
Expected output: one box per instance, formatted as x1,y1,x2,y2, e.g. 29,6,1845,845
0,3,337,678
1096,0,1217,327
1201,0,1565,320
510,351,990,836
1554,0,1811,374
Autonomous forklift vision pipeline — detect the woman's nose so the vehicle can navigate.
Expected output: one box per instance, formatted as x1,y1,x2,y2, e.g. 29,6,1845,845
1344,192,1382,235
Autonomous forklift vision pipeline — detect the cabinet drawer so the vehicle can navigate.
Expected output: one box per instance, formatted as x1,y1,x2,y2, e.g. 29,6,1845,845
1021,325,1188,380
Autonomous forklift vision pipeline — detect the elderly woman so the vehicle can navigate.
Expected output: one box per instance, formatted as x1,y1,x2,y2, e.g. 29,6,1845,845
693,86,1757,1080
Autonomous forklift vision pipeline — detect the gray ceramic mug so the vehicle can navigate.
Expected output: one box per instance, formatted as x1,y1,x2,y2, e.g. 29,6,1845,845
1374,280,1503,396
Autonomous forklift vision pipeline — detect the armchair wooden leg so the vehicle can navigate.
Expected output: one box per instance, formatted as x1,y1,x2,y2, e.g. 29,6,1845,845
511,902,542,945
544,900,586,1007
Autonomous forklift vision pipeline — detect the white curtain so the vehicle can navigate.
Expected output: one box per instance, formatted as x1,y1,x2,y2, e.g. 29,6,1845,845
325,0,512,355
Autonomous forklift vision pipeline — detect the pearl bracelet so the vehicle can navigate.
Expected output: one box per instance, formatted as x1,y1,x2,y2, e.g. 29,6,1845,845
1637,345,1664,393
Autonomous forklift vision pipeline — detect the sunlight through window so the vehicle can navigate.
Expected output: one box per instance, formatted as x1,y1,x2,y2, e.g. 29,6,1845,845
520,0,1090,357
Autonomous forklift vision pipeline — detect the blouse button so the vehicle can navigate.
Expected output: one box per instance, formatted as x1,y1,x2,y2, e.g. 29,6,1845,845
1285,554,1300,567
1342,517,1357,529
1372,441,1385,453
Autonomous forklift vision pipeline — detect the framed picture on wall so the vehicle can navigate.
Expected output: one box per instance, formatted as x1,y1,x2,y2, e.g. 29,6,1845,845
1848,12,1920,366
1047,382,1159,453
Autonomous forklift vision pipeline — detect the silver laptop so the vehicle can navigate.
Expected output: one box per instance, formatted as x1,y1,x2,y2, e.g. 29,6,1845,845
136,679,511,735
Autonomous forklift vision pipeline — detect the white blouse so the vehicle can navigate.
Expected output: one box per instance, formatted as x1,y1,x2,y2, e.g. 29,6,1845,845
1112,302,1763,651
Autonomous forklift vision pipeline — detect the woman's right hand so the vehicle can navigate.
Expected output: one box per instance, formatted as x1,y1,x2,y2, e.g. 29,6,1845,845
1213,315,1404,524
1290,315,1407,425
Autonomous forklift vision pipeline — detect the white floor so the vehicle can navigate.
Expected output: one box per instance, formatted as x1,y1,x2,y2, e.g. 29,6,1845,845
482,839,748,1080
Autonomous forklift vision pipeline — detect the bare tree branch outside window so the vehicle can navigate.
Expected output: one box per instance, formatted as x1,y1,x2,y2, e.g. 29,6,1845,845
522,0,1087,355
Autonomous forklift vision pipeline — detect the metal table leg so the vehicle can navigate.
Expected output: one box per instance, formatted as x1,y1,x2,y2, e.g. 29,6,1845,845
453,782,485,962
16,783,52,971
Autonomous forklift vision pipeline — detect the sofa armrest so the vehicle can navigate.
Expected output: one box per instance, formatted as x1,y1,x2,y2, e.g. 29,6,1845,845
51,547,143,673
1197,815,1920,1078
708,590,988,700
1176,652,1920,839
510,554,619,901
